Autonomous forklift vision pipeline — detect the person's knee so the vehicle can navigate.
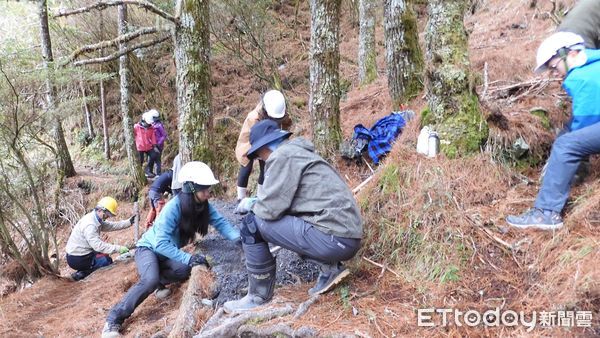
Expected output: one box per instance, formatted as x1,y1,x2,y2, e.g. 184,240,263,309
240,213,265,244
172,265,192,281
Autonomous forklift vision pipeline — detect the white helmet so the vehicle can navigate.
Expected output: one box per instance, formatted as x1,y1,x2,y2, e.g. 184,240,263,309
262,90,286,119
143,112,154,125
177,161,219,185
535,32,585,73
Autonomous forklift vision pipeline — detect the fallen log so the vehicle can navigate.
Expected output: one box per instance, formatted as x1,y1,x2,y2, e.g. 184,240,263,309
169,265,216,338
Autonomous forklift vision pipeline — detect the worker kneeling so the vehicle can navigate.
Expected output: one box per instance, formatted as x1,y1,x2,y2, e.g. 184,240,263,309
224,120,363,313
66,197,134,281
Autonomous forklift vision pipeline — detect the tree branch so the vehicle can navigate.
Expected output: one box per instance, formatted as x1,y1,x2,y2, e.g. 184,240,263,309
61,27,161,66
54,0,178,24
73,34,171,67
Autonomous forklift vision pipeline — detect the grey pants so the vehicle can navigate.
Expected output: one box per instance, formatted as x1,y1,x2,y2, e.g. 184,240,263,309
535,122,600,212
106,246,191,325
255,215,361,265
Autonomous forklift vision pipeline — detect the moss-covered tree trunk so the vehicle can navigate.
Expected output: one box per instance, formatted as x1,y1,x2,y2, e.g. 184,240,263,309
384,0,423,110
119,4,146,188
358,0,377,85
309,0,342,160
175,0,213,165
423,0,488,158
38,0,76,180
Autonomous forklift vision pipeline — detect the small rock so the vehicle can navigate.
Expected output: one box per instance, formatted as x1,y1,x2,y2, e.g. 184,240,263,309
201,299,213,307
352,306,359,316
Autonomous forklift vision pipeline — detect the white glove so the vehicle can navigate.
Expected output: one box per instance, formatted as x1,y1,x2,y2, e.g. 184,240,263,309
234,197,257,214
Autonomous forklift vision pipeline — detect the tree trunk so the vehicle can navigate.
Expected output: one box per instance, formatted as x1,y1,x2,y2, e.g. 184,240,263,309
100,11,111,160
384,0,423,109
119,4,146,187
38,0,76,180
424,0,488,158
358,0,377,85
309,0,342,160
174,0,213,165
80,79,95,139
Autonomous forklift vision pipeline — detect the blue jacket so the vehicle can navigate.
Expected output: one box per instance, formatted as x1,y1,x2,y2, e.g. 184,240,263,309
563,49,600,131
137,196,240,265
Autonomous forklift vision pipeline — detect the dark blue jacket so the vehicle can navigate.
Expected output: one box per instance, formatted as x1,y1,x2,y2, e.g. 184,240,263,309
149,170,173,195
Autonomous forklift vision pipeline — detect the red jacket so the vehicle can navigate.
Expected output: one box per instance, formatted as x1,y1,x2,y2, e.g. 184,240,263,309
134,123,157,151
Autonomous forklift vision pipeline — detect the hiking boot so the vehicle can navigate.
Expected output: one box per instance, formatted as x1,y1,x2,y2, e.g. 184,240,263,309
101,322,121,338
154,285,171,300
308,263,350,296
506,208,563,230
70,271,88,281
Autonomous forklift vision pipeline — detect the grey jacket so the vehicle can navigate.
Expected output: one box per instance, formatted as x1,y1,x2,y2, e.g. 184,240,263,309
558,0,600,49
253,138,363,239
65,211,131,256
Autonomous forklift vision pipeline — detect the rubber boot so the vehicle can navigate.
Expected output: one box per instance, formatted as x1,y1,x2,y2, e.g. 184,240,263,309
237,186,247,201
143,208,156,229
223,243,275,313
308,262,350,295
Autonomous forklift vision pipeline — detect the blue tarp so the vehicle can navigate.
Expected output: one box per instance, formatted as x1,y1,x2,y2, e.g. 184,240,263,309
353,111,412,164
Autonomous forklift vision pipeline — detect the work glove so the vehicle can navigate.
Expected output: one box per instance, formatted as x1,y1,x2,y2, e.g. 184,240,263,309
152,145,160,154
234,238,242,249
234,197,257,214
119,246,130,254
129,215,136,225
189,253,209,267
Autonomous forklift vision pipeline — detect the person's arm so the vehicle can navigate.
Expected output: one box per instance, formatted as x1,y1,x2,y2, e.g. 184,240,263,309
100,219,131,232
253,153,302,220
154,199,192,265
83,224,120,254
208,203,240,240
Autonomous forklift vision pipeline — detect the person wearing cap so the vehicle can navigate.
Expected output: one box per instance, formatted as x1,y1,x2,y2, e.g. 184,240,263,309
65,197,135,281
224,120,363,313
145,109,167,176
134,113,158,178
234,90,292,201
506,32,600,230
102,162,240,338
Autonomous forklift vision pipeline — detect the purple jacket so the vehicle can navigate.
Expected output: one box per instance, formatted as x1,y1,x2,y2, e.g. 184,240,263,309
153,122,167,148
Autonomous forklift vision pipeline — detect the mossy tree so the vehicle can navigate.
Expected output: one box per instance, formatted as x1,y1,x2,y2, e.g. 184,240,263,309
38,0,76,182
384,0,424,110
175,0,214,165
309,0,342,160
118,4,147,189
358,0,377,85
424,0,488,157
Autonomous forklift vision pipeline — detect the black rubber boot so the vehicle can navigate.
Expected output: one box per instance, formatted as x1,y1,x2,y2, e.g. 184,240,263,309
308,262,350,296
223,243,276,313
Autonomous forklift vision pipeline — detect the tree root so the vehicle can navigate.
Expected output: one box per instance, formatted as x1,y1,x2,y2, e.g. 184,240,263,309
293,294,320,319
195,304,294,337
237,322,317,337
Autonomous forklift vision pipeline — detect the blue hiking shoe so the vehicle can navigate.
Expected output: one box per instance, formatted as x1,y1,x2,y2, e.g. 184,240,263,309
506,208,563,230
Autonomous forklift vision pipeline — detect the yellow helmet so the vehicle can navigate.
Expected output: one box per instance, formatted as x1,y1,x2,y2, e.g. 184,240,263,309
97,196,118,215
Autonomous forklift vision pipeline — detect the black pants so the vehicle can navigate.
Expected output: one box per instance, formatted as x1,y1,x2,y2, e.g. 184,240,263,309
237,160,265,187
66,252,113,277
106,247,191,325
138,150,158,175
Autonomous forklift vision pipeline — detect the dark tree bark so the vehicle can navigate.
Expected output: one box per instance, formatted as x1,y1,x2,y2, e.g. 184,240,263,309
118,4,146,187
175,0,213,165
358,0,377,85
38,0,76,180
424,0,488,157
384,0,424,109
309,0,342,160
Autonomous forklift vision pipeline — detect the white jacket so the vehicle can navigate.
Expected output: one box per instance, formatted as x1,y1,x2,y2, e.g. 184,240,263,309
65,211,131,256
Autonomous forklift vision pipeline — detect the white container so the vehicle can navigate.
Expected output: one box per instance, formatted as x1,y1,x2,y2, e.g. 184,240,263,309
427,132,440,158
417,126,430,155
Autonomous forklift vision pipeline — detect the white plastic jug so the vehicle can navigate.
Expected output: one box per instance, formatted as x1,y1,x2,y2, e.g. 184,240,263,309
417,126,430,155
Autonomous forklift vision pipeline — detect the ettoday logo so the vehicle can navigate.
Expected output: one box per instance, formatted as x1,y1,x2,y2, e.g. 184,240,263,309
417,308,593,331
